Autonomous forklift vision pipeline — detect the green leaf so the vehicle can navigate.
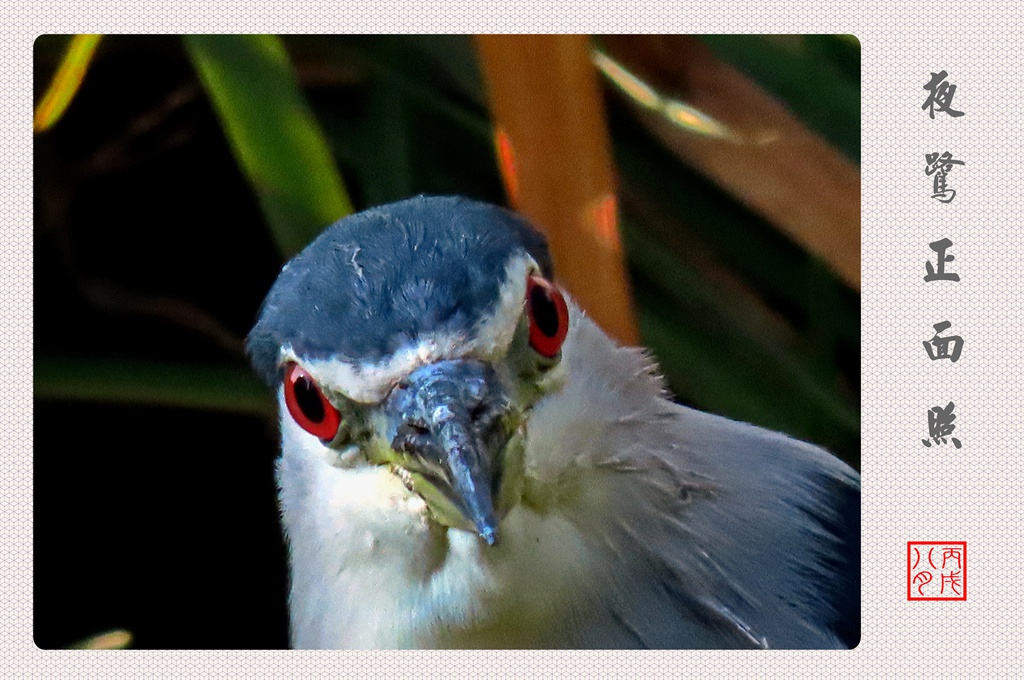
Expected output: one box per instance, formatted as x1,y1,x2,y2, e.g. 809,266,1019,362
34,34,103,133
34,356,274,417
184,35,353,257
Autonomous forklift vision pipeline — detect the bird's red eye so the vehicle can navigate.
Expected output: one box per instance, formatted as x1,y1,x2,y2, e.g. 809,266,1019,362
284,363,342,440
526,275,569,358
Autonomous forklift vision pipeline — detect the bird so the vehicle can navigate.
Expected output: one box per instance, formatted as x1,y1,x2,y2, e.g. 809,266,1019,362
246,195,860,650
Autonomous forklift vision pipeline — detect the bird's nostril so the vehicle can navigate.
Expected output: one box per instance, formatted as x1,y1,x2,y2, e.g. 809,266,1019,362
392,422,431,453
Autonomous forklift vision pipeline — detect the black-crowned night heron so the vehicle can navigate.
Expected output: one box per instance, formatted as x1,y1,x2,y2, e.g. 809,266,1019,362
247,195,860,649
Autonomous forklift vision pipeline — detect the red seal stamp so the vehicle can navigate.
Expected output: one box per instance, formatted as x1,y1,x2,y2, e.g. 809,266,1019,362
907,541,966,600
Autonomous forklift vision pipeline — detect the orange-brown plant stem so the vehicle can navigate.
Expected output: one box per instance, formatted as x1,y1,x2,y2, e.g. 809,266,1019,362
474,35,640,346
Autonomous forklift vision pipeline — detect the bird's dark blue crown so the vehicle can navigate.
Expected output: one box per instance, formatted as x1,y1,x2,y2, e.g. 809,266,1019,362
247,195,553,385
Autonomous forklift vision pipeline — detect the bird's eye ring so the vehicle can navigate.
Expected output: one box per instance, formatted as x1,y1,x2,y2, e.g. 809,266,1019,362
283,363,342,440
526,275,569,358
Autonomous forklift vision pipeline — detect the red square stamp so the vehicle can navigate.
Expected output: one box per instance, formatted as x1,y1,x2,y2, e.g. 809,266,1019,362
907,541,966,600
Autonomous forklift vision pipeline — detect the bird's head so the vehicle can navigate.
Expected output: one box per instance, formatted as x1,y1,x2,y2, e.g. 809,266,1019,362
248,196,571,546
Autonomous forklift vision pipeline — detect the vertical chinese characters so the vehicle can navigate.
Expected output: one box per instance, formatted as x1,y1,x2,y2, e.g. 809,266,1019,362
907,70,967,604
922,70,964,119
921,401,962,449
922,321,963,363
925,151,965,203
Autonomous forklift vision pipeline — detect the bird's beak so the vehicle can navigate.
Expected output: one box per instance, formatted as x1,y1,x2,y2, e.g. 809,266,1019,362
379,358,519,546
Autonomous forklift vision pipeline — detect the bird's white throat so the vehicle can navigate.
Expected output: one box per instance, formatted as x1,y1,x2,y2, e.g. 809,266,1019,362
275,312,647,648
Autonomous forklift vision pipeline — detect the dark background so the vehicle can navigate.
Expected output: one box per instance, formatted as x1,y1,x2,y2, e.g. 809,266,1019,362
33,35,860,648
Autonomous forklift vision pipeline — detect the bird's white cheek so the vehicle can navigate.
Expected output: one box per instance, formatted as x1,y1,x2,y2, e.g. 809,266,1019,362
277,395,420,508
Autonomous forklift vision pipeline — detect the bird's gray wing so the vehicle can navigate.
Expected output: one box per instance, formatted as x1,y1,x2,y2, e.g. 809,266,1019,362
577,405,859,649
528,331,860,649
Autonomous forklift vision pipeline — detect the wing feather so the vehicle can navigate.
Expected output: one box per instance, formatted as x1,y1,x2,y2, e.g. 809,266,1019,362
524,315,860,648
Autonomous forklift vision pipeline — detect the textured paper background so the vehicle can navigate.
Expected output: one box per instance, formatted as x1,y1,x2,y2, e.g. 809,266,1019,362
8,2,1023,677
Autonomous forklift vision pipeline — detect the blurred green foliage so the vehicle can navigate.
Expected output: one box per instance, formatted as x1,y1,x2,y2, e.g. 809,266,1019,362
184,35,353,256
